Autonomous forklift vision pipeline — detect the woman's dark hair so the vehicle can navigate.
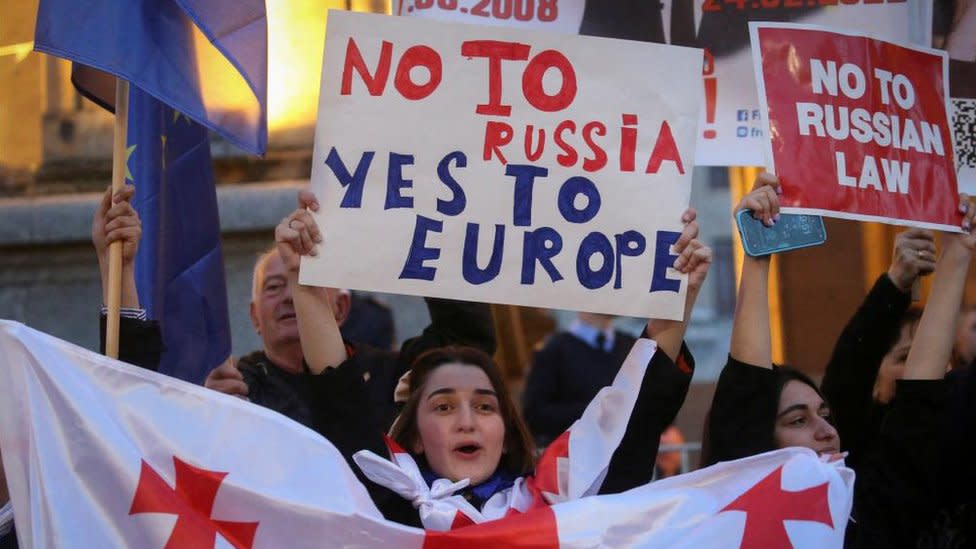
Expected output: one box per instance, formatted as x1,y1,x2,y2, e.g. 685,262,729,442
700,364,832,467
774,366,826,413
389,346,537,477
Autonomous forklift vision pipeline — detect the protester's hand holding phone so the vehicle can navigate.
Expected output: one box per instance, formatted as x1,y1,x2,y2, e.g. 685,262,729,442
732,174,827,257
735,173,781,229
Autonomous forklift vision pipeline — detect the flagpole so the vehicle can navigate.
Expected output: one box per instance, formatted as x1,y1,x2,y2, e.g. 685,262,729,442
105,79,129,359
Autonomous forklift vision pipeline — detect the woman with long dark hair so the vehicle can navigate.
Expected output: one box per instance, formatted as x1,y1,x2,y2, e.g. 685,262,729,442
277,191,712,529
705,173,976,547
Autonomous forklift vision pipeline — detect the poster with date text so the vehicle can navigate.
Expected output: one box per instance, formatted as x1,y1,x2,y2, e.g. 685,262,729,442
397,0,930,167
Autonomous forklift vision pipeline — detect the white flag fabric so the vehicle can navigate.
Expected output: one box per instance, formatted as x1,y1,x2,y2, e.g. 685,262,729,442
0,320,854,548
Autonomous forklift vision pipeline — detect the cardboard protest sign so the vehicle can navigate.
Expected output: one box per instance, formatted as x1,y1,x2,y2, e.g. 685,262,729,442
396,0,928,167
695,4,927,167
751,23,960,231
301,10,702,319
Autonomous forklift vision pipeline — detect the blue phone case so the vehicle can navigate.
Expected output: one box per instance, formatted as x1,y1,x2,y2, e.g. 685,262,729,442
735,210,827,257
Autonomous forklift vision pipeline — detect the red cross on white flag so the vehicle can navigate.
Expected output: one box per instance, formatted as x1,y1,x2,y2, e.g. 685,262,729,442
0,321,853,548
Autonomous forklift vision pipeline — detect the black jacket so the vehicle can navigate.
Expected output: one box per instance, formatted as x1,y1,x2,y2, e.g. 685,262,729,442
820,274,910,471
522,330,639,445
819,275,976,544
99,315,165,372
0,525,15,549
240,297,495,432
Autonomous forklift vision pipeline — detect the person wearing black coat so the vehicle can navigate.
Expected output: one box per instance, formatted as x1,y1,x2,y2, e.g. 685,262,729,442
522,313,639,446
232,294,496,433
820,230,931,472
203,191,496,433
703,173,973,548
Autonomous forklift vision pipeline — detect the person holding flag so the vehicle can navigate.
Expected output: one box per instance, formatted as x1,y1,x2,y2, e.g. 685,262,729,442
273,191,710,529
33,0,268,384
705,173,976,547
0,179,161,549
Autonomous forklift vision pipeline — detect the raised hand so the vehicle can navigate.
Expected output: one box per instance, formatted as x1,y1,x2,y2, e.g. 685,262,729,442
92,184,141,307
734,172,781,227
729,173,779,368
274,190,322,273
887,229,936,292
645,207,712,361
943,193,976,253
92,184,141,270
904,194,976,381
672,208,712,295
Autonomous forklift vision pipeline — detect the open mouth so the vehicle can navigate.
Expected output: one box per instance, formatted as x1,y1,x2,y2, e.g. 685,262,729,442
454,444,482,456
277,311,297,321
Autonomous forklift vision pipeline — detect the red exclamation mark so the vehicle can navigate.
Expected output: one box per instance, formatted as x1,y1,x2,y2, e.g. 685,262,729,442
702,49,717,139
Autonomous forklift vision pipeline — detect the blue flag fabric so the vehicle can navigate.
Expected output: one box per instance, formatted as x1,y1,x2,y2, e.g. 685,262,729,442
127,86,231,384
33,0,265,382
34,0,267,155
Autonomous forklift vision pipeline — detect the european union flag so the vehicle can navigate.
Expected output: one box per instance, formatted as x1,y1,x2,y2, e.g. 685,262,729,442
33,0,267,382
126,88,231,384
34,0,267,155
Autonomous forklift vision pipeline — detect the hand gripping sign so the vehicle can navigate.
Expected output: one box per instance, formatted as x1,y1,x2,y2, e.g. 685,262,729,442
750,23,961,231
301,11,703,319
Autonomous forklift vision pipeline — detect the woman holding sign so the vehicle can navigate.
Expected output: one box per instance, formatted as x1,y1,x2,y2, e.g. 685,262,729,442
277,190,711,530
703,173,976,547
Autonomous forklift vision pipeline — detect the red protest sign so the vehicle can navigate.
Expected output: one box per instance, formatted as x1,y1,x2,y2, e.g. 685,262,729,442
751,23,960,231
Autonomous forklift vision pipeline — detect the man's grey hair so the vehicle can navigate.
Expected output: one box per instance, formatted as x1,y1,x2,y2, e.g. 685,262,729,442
251,245,350,303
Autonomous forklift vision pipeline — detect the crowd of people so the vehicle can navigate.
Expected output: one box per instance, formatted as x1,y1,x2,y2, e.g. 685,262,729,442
1,168,974,546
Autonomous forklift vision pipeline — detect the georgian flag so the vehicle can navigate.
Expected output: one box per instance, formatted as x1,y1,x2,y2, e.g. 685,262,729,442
0,321,854,548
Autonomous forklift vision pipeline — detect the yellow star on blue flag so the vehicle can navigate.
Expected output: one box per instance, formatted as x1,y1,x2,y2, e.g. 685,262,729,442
124,144,136,182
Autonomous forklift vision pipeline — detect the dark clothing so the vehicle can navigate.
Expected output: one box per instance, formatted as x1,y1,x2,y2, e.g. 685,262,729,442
523,330,638,445
706,356,946,548
241,298,495,432
601,343,694,494
0,525,15,549
342,292,396,350
237,351,318,427
304,341,694,527
236,343,418,432
579,0,666,43
927,364,976,547
820,274,909,471
943,365,976,510
812,273,976,545
850,380,947,549
702,356,779,466
99,315,165,372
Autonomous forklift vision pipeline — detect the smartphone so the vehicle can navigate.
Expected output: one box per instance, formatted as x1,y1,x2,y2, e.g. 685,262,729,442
735,210,827,257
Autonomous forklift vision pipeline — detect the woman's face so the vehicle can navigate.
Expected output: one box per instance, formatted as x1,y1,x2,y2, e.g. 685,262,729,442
773,380,841,457
413,363,506,486
875,323,913,404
